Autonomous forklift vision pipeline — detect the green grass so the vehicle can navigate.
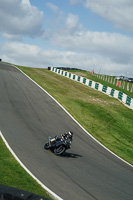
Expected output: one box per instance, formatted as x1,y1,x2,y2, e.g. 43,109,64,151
0,137,52,200
16,66,133,165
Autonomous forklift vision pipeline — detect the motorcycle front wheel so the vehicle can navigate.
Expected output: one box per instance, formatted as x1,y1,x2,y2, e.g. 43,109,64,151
44,142,50,150
54,145,66,155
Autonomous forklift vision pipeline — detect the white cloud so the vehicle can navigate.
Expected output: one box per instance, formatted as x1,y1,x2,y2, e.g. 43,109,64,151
69,0,83,5
22,0,30,6
0,0,44,38
47,2,57,13
0,42,76,67
49,29,133,61
43,2,64,39
84,0,133,32
50,29,133,75
42,12,82,40
43,9,133,73
47,2,62,15
65,14,82,33
2,33,22,41
1,41,133,76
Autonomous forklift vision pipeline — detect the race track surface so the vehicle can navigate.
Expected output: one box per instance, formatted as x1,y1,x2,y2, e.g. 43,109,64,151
0,63,133,200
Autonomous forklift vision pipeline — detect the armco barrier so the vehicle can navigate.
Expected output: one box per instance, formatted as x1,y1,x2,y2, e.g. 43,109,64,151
50,67,133,110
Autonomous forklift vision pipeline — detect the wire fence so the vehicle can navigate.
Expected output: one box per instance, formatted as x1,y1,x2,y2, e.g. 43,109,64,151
94,74,133,92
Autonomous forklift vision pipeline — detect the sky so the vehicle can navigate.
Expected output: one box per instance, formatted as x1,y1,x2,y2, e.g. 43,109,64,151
0,0,133,76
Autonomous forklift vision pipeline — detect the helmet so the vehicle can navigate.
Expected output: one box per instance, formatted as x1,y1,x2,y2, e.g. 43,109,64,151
68,131,73,138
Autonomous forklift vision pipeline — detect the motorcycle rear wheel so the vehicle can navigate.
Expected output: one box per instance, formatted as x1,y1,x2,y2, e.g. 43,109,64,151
54,145,66,155
44,142,50,150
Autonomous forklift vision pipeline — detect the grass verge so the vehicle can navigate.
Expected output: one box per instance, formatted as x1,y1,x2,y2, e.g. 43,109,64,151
0,137,52,199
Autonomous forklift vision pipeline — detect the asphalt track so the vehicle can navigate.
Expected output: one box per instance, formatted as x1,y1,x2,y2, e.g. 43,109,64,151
0,62,133,200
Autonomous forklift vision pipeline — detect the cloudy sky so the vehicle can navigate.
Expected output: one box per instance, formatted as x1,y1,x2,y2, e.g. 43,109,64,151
0,0,133,76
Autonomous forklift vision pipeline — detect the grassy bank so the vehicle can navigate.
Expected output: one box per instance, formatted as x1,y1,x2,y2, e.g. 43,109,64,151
17,66,133,165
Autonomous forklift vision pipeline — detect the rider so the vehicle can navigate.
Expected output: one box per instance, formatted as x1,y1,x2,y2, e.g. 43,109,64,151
50,131,73,144
61,131,73,140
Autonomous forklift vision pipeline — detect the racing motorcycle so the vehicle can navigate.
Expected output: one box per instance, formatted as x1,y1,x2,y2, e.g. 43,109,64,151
44,131,73,155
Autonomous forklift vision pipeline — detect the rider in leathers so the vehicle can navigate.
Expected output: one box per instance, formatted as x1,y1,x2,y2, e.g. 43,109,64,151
50,131,73,145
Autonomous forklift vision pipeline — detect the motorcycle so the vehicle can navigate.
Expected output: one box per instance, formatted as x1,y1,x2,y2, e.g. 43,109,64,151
44,132,73,155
